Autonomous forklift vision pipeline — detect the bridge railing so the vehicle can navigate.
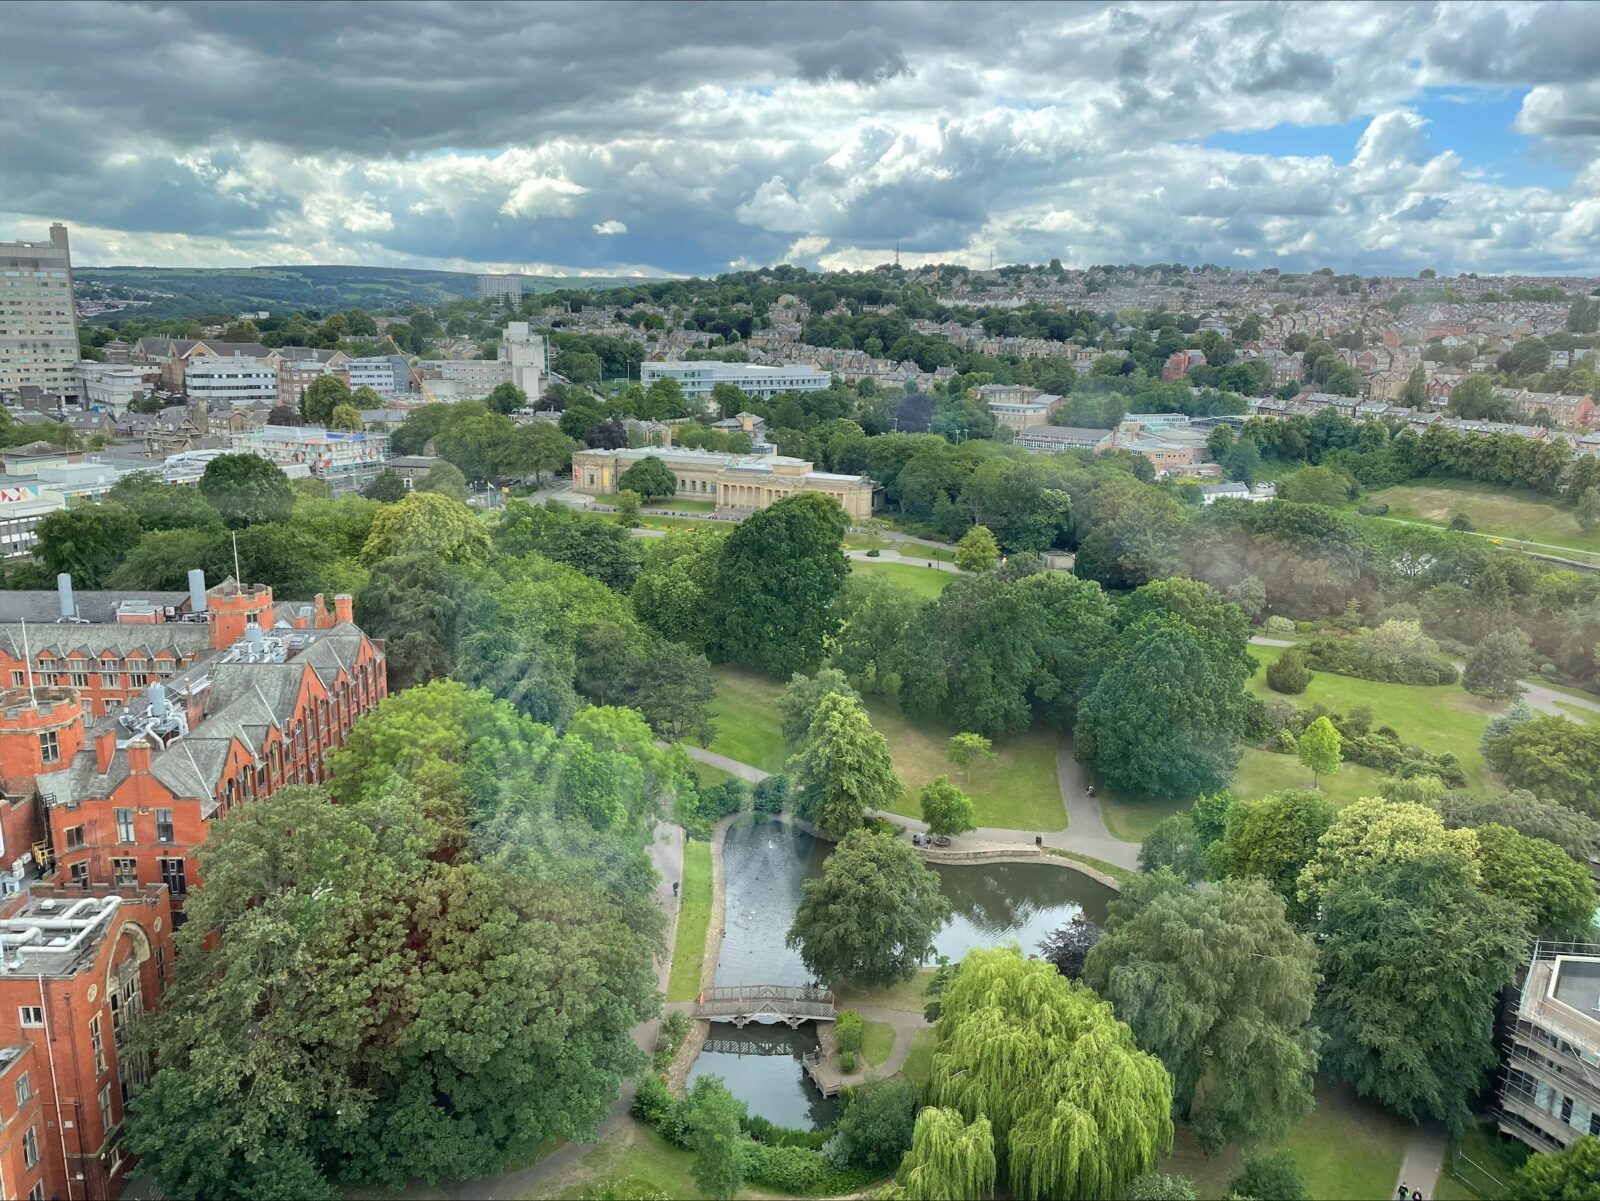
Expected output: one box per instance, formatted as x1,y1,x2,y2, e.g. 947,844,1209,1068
699,984,834,1004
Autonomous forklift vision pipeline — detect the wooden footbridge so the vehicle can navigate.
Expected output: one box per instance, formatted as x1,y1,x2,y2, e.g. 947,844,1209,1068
693,985,837,1027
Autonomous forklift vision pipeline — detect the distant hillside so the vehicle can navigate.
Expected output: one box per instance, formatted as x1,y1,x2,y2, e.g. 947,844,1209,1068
75,264,650,323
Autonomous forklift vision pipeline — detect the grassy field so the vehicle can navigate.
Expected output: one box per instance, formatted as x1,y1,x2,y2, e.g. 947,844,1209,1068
865,701,1065,830
899,1029,936,1089
644,498,717,513
1160,1078,1408,1201
1044,847,1138,887
897,544,958,563
690,759,738,788
635,514,720,532
1435,1122,1528,1201
665,840,713,1002
848,559,958,600
1248,644,1503,789
1556,701,1600,726
702,667,1065,830
539,1127,717,1201
843,533,893,551
1233,746,1390,805
862,1020,895,1068
1365,479,1600,558
836,969,938,1014
701,668,787,772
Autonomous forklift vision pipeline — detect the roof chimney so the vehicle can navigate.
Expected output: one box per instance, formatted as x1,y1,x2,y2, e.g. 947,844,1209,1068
334,594,353,624
96,729,115,775
188,568,207,613
57,573,76,621
126,736,152,775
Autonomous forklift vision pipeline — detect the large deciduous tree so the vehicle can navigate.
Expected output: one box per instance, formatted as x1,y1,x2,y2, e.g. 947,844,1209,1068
1483,714,1600,816
788,691,901,836
928,947,1173,1199
617,454,677,500
955,524,999,573
919,775,976,839
787,829,949,987
1296,799,1479,909
1214,789,1336,910
199,453,296,528
1462,629,1535,701
713,492,849,677
32,503,141,588
1508,1136,1600,1200
777,668,862,748
1082,872,1321,1152
1315,853,1526,1129
301,373,353,425
1473,822,1597,936
361,490,490,565
684,1076,747,1201
1075,614,1257,799
892,1108,997,1201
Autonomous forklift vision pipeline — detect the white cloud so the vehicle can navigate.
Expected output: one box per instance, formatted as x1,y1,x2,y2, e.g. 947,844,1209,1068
592,219,627,235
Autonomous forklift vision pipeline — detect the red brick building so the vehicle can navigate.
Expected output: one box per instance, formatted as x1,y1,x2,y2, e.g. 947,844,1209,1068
0,571,386,1198
0,882,175,1201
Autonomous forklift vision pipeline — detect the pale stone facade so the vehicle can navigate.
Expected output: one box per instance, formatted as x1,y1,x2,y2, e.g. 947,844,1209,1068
572,446,878,520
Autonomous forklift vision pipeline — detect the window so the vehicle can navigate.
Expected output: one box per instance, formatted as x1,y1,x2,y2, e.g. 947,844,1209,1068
68,658,88,688
116,807,134,843
9,670,22,687
15,1072,32,1106
31,1181,45,1201
99,1082,113,1135
23,1126,39,1170
90,1014,105,1073
156,946,166,991
112,858,137,886
65,824,85,850
155,809,173,844
70,861,89,886
159,857,186,896
18,1006,43,1028
38,731,58,764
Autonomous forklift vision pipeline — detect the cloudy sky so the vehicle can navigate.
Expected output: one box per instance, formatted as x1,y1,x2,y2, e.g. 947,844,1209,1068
2,1,1597,277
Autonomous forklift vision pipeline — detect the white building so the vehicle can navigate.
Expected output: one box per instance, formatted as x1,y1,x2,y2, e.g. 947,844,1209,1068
231,425,390,495
0,223,80,398
184,354,277,404
478,274,524,302
77,361,160,413
640,360,831,401
499,321,547,403
347,355,411,397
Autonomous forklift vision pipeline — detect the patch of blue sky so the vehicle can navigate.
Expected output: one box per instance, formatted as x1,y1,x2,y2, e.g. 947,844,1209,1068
1198,86,1571,189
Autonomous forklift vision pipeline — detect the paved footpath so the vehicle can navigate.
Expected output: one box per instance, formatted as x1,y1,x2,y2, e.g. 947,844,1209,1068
1394,1123,1448,1201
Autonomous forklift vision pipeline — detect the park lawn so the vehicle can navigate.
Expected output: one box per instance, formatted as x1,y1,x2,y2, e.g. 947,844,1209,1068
702,667,787,773
690,759,738,787
861,1020,895,1068
836,969,938,1014
1434,1122,1529,1201
848,559,958,600
1555,701,1600,726
1232,746,1388,806
897,543,958,563
866,701,1065,830
1159,1079,1408,1201
1248,644,1503,789
665,840,713,1002
1097,790,1189,843
539,1126,721,1201
1366,479,1600,557
899,1029,936,1090
1044,847,1138,887
644,497,717,513
634,514,719,532
843,533,892,551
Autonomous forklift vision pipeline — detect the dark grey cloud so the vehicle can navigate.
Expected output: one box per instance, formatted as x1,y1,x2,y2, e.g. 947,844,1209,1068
793,33,911,85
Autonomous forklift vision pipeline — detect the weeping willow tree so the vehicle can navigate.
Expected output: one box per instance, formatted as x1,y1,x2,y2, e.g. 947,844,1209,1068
929,946,1173,1200
892,1108,997,1201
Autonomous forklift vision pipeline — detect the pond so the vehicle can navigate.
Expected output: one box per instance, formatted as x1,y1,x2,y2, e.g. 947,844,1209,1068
687,815,1116,1127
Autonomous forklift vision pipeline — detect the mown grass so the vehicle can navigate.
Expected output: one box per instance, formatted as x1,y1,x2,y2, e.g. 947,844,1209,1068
899,1029,936,1090
1366,478,1600,557
1248,643,1503,789
848,559,959,600
1159,1078,1409,1201
835,969,938,1014
897,544,958,563
861,1020,895,1068
665,839,713,1003
701,667,787,773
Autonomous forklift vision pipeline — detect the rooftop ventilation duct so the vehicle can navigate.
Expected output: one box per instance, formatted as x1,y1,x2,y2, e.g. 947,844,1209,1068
57,573,76,620
188,568,207,613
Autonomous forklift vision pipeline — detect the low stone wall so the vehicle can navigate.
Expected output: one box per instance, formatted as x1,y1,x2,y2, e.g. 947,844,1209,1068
917,845,1043,864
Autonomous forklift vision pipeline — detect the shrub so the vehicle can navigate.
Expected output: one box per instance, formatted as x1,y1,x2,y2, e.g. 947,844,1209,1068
1230,1151,1306,1201
839,1049,857,1073
1128,1172,1199,1201
1357,501,1390,516
834,1081,919,1172
865,548,881,557
1263,615,1295,635
1266,647,1314,694
752,774,790,814
580,1177,673,1201
1450,512,1475,532
835,1009,863,1055
742,1143,875,1195
631,1073,677,1129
